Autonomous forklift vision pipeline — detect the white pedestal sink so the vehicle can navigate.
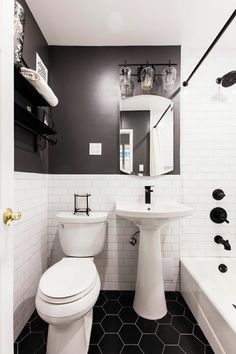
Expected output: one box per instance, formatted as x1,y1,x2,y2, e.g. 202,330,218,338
116,201,192,320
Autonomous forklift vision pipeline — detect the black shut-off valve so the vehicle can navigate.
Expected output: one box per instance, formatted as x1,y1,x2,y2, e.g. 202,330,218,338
212,189,225,200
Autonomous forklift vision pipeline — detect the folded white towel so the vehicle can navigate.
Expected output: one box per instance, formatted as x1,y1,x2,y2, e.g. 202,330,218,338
20,67,58,107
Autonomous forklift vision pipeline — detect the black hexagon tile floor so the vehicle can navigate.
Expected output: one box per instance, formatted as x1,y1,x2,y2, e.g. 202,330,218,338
14,291,215,354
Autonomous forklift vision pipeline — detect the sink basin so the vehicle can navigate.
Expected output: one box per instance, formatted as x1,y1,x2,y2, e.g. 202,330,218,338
116,200,192,320
116,201,192,227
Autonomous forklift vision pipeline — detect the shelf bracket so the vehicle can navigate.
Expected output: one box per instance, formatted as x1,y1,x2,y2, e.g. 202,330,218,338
35,135,47,152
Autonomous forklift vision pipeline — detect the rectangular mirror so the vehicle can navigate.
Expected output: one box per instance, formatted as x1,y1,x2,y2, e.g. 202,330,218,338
120,95,174,176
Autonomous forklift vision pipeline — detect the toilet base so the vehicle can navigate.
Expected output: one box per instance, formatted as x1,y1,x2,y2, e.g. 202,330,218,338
46,309,93,354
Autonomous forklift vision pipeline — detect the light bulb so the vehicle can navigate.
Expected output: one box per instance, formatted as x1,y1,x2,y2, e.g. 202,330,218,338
141,67,154,91
162,66,177,90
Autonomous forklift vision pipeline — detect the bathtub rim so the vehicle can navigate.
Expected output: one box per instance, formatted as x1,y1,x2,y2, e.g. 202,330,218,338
180,257,236,354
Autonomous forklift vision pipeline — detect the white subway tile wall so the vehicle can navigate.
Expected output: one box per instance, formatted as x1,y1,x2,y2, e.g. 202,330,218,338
181,47,236,258
14,172,48,339
47,174,181,291
13,47,236,338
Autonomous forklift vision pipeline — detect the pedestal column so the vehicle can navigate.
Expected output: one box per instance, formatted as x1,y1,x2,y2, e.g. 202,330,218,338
133,226,167,319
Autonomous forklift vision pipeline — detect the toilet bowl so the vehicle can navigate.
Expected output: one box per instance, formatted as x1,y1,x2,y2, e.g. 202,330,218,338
35,212,108,354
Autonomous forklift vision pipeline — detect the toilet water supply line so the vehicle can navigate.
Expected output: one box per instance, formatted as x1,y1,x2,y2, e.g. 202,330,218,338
130,230,140,246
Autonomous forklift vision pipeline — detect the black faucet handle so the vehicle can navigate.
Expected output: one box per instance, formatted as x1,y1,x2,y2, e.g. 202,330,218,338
145,185,155,191
210,207,229,224
144,185,154,204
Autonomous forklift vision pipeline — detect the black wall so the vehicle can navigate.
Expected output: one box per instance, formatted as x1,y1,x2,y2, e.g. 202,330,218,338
48,46,180,174
15,0,49,173
13,4,180,175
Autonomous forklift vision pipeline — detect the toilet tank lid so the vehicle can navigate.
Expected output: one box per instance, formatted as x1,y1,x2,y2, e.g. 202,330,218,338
56,211,108,223
39,258,97,299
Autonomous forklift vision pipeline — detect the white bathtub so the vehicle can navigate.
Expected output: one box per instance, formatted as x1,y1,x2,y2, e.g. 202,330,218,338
181,257,236,354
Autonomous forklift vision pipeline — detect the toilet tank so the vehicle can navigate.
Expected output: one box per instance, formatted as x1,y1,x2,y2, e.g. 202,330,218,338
56,212,108,257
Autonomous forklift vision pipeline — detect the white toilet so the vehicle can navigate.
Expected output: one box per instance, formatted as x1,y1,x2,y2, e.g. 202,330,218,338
35,211,108,354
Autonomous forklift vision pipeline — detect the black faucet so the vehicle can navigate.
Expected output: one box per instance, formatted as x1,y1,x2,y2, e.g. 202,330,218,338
214,235,231,250
145,186,154,204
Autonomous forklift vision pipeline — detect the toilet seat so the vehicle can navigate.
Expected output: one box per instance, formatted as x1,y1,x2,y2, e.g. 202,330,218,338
38,258,97,305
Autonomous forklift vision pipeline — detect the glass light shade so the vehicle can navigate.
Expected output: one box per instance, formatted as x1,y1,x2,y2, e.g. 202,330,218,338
162,66,177,90
120,66,134,99
141,66,154,91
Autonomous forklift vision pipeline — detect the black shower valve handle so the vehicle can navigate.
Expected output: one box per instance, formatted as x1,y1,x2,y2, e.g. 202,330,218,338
220,210,229,224
145,185,154,192
210,207,229,224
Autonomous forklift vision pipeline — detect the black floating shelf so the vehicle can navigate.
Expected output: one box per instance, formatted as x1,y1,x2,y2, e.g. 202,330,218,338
14,66,50,107
15,103,56,136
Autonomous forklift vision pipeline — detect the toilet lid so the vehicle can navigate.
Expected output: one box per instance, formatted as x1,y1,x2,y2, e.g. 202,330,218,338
39,258,97,304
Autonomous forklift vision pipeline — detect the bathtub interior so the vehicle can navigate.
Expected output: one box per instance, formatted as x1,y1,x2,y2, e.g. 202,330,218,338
181,257,236,354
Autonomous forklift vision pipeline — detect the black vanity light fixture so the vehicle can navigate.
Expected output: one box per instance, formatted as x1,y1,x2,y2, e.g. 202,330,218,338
119,60,177,98
182,9,236,88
